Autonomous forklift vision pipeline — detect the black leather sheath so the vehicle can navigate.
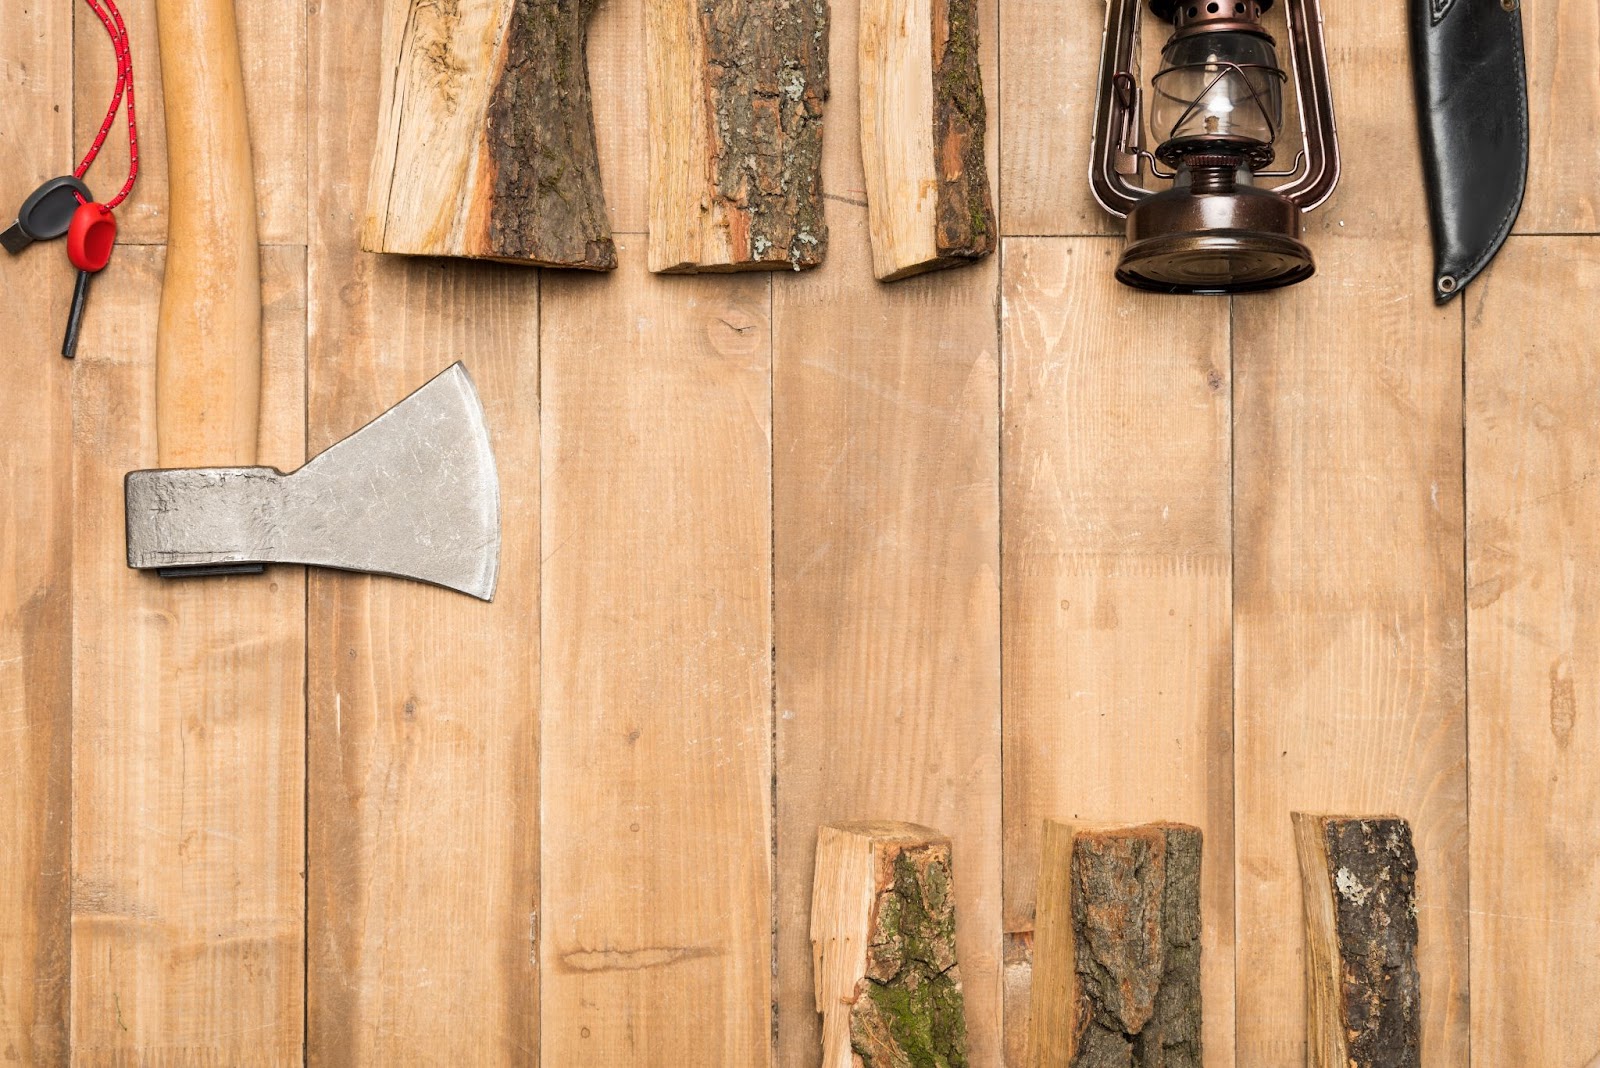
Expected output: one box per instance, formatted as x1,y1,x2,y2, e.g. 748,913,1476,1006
1411,0,1528,302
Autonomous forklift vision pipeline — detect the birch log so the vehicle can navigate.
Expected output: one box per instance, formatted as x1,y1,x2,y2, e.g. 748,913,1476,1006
859,0,995,281
363,0,614,268
812,822,969,1068
645,0,829,273
1030,820,1202,1067
1293,814,1422,1068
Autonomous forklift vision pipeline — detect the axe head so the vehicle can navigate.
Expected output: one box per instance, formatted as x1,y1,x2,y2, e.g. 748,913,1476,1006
126,362,501,600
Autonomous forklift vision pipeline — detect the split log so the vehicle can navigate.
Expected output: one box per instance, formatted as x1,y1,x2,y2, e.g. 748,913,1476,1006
1030,820,1202,1068
859,0,995,281
1293,813,1421,1068
363,0,615,268
812,821,969,1068
645,0,829,273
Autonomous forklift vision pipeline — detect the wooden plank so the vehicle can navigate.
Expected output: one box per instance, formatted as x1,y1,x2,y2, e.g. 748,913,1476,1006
362,0,614,267
1466,237,1600,1063
539,248,773,1065
72,0,306,243
1233,230,1467,1063
772,0,1000,1038
1232,2,1468,1049
645,0,828,272
812,822,968,1068
69,244,306,1063
0,1,73,1059
588,0,648,235
997,0,1116,236
304,0,541,1057
1519,0,1599,233
999,236,1233,1067
1030,821,1203,1067
858,0,995,280
1293,813,1421,1068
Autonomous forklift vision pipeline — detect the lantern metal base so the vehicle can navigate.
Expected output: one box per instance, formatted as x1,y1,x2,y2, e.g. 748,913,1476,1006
1117,183,1315,294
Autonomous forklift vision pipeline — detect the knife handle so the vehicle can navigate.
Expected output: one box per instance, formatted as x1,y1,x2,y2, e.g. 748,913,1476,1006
153,0,261,467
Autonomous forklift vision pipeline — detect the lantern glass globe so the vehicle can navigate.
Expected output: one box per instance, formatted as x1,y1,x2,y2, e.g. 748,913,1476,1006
1150,30,1283,156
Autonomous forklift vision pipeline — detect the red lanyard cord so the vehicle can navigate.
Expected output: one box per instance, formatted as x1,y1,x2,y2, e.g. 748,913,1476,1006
73,0,139,209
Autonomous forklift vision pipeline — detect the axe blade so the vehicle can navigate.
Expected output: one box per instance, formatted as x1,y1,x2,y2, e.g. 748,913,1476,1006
126,362,501,600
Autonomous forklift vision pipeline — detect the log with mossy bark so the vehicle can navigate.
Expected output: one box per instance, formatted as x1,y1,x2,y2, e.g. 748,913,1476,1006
363,0,615,268
859,0,995,281
812,821,970,1068
1293,813,1421,1068
645,0,829,273
1030,820,1203,1068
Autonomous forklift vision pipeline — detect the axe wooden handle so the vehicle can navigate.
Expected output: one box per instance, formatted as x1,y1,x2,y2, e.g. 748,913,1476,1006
154,0,261,467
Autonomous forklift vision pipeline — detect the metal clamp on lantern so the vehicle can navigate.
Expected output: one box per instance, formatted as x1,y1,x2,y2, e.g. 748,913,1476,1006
1091,0,1339,293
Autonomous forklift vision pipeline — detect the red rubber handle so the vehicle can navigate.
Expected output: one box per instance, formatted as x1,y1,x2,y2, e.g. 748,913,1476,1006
67,201,116,272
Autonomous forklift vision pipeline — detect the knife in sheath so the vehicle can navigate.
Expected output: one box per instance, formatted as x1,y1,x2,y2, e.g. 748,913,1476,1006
1411,0,1528,302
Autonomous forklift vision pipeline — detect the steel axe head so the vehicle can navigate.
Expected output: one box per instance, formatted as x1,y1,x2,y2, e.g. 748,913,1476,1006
126,362,501,600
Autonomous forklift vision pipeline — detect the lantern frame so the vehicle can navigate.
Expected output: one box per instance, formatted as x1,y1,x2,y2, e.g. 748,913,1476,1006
1090,0,1340,292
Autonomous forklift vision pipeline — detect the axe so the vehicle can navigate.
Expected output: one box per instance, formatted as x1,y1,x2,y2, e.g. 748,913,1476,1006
126,363,502,600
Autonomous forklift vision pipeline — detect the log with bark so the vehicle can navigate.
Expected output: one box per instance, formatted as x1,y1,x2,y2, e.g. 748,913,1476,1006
1293,813,1421,1068
811,821,969,1068
1030,820,1202,1068
859,0,995,281
645,0,829,273
363,0,615,268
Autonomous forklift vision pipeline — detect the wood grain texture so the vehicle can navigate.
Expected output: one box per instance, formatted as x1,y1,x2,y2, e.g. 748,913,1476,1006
1000,236,1232,1068
1467,237,1600,1063
1518,0,1599,233
153,0,263,466
859,0,995,280
1233,231,1467,1063
997,0,1116,236
73,0,307,244
0,1,72,1058
1293,813,1421,1068
306,0,541,1056
539,249,773,1066
1030,821,1202,1068
645,0,828,272
363,0,615,267
1233,0,1468,1058
70,245,306,1064
772,0,1000,1038
813,822,969,1068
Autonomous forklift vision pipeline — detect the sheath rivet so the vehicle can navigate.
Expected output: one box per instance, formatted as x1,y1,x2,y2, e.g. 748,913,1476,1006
1438,274,1458,294
1500,0,1517,11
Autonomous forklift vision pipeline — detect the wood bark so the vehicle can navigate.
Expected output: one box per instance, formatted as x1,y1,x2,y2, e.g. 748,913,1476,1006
1031,821,1202,1068
812,822,970,1068
364,0,614,268
859,0,995,281
1293,814,1421,1068
646,0,828,272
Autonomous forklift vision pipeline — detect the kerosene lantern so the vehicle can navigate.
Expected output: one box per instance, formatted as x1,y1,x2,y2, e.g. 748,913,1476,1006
1091,0,1339,293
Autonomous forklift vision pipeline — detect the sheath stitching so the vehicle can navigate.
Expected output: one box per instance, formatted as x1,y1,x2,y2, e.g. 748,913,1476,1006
1446,9,1528,294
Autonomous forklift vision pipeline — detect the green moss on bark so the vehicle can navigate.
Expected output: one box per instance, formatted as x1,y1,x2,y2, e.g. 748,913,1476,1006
850,845,969,1068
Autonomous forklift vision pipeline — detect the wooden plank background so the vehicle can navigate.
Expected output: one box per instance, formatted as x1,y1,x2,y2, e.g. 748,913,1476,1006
0,0,1595,1063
